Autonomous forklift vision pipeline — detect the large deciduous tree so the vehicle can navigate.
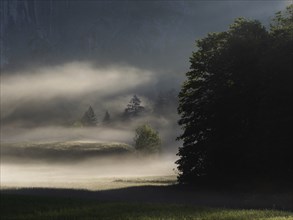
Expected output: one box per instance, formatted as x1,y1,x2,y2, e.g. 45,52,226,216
176,5,293,183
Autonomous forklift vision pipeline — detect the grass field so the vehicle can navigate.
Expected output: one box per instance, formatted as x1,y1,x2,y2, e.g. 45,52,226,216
1,141,134,162
1,141,292,219
1,193,293,220
1,175,177,191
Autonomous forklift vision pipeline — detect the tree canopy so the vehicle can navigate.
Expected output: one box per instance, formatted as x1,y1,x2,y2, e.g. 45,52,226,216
176,5,293,183
134,124,161,154
124,95,145,118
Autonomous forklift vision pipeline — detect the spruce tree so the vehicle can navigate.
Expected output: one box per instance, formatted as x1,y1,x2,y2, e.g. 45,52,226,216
81,106,97,126
124,95,145,118
103,110,111,124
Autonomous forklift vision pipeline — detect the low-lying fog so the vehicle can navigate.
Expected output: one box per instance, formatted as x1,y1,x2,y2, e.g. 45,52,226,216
1,126,179,189
0,62,181,190
1,155,177,190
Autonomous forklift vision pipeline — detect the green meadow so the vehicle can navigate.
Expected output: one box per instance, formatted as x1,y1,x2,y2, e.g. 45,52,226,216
1,194,292,220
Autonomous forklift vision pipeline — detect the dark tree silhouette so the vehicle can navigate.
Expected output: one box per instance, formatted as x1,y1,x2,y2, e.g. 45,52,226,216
176,5,293,184
81,106,97,126
124,95,145,118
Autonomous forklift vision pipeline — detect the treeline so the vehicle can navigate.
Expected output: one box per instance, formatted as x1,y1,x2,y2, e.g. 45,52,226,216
72,95,163,154
73,91,177,127
177,5,293,183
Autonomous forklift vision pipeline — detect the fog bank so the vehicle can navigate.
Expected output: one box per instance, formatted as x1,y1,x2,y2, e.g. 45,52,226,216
1,154,178,190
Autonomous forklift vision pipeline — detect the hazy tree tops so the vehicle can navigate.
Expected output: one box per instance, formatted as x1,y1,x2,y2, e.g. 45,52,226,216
76,95,149,127
124,95,145,118
81,106,97,127
134,124,161,154
176,5,293,183
103,110,111,124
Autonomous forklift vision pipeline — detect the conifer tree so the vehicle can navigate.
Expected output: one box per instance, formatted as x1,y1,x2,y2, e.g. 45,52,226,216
81,106,97,126
124,95,145,118
103,110,111,124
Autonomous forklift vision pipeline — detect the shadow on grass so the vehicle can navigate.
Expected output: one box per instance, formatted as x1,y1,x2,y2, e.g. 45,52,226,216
1,184,292,211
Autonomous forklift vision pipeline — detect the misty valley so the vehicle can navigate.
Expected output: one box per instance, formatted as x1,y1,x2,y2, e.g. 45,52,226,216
1,125,178,190
1,1,293,219
1,144,177,191
1,74,180,190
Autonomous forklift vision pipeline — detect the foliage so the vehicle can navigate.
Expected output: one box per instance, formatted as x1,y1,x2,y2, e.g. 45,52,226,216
124,95,145,118
270,4,293,35
81,106,97,126
1,194,292,220
177,5,293,183
134,124,161,154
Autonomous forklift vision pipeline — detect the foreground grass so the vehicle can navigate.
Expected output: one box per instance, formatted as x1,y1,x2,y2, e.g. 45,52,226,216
1,194,292,220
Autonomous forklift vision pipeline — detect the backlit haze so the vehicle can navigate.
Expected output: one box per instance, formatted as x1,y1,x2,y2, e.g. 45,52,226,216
0,1,289,189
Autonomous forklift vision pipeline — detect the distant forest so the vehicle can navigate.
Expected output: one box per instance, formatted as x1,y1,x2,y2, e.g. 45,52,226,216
74,92,178,127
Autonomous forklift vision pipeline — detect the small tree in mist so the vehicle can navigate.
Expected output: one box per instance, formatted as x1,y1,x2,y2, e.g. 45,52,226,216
103,110,111,124
124,95,145,118
134,124,161,154
81,106,97,126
